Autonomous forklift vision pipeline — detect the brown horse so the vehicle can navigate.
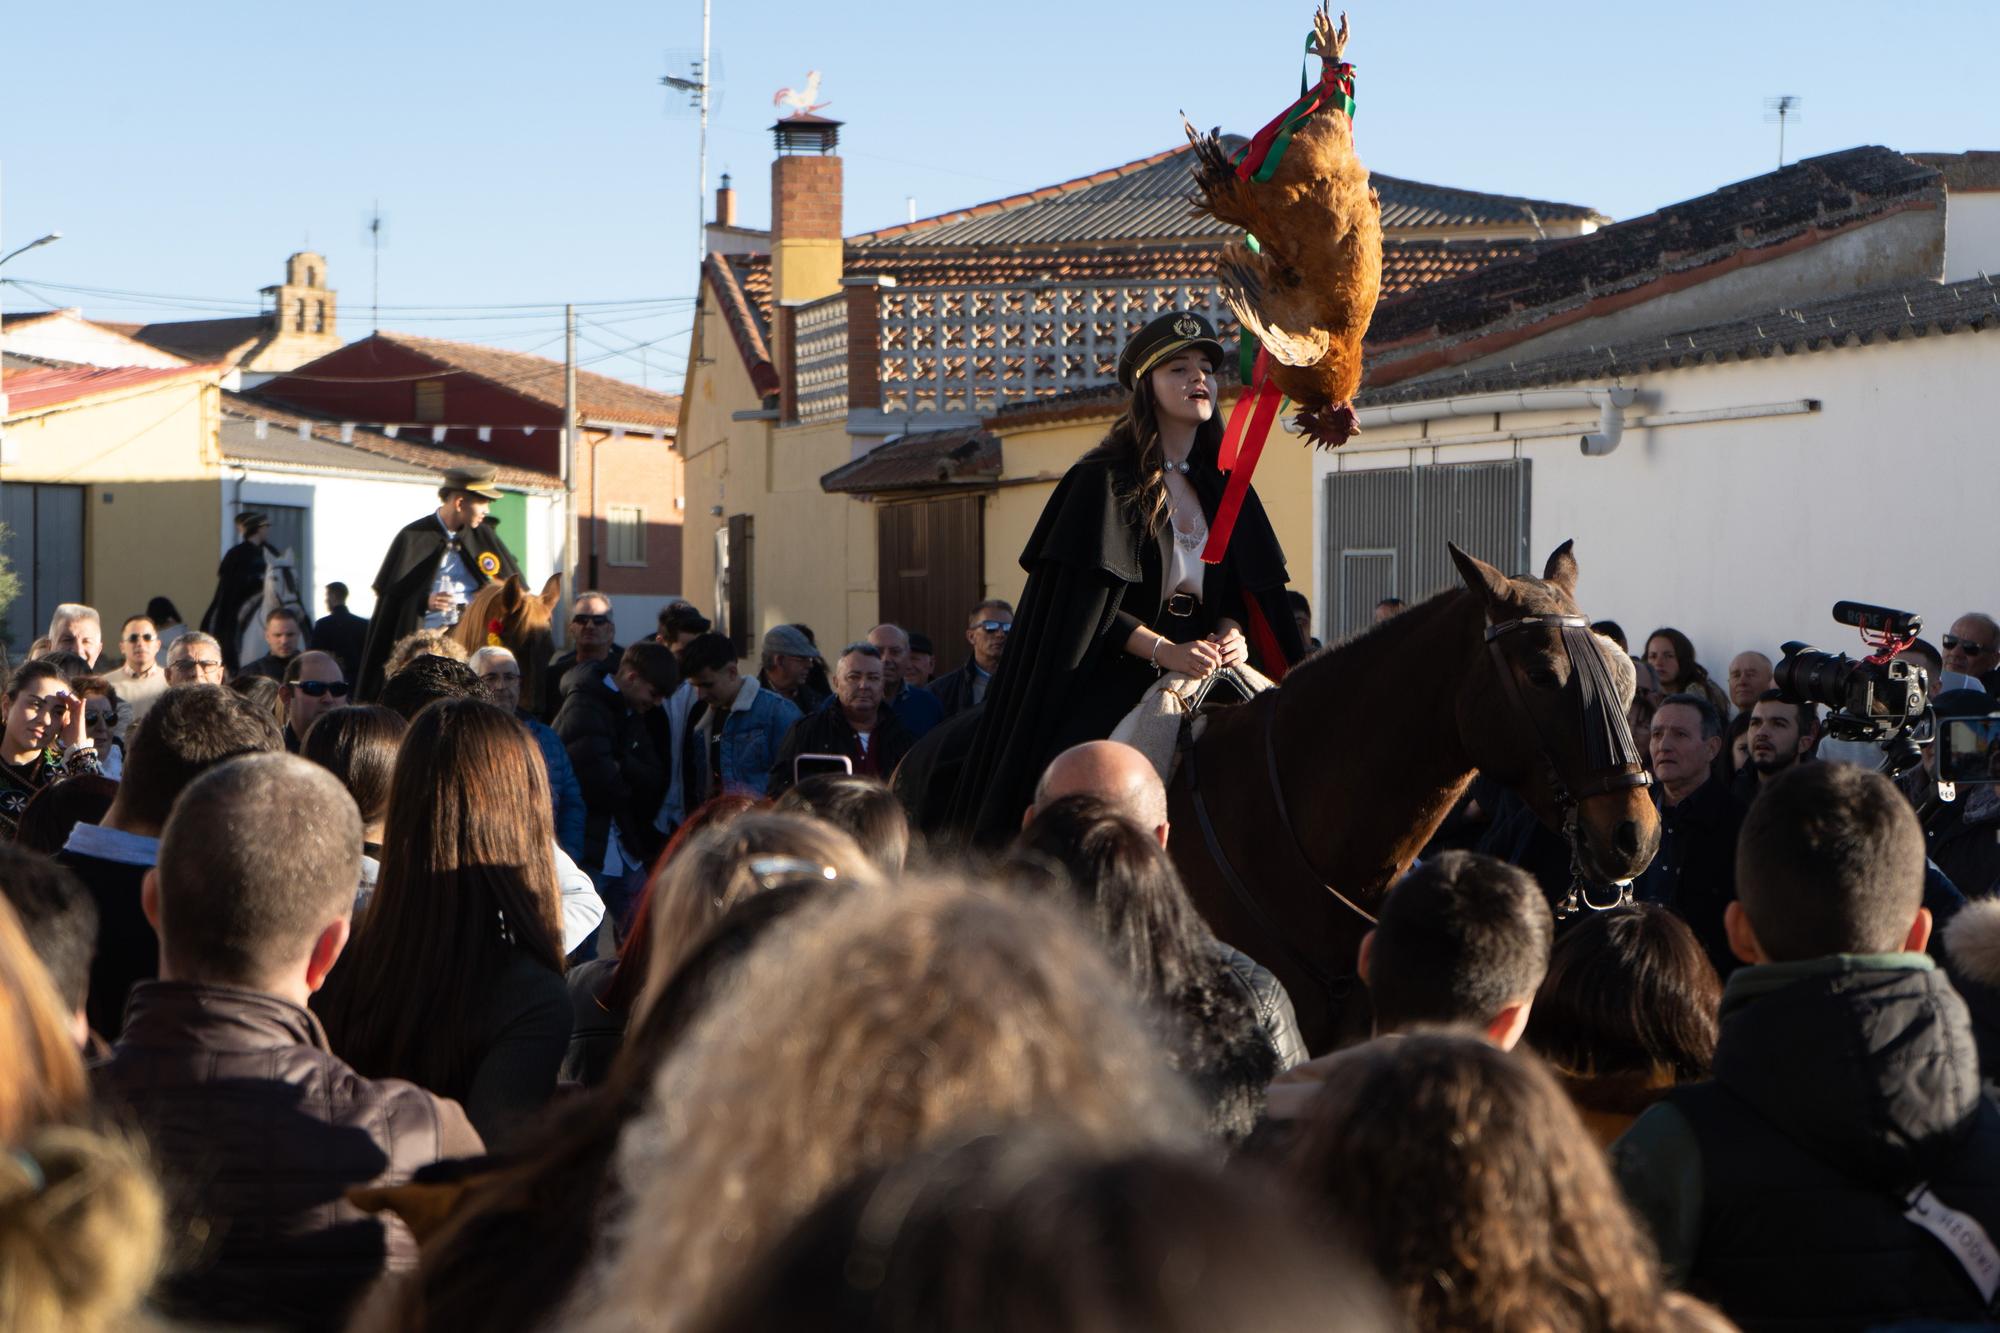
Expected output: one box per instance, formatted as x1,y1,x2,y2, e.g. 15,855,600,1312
450,574,560,706
1170,541,1659,1052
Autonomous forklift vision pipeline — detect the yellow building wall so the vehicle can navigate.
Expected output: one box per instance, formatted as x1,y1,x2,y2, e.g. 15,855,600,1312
678,291,877,653
985,400,1319,609
5,377,222,635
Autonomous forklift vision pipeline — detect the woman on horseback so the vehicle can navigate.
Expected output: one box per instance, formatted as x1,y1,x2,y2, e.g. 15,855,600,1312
936,311,1307,844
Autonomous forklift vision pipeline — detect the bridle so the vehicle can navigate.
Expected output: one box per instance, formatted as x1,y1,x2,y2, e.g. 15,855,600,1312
1483,613,1652,916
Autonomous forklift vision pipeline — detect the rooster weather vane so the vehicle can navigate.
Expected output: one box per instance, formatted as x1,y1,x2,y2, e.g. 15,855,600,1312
773,71,831,115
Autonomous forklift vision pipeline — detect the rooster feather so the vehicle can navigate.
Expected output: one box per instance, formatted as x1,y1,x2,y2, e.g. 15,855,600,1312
1185,4,1382,448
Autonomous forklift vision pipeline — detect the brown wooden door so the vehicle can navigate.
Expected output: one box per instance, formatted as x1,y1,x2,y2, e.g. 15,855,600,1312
877,495,983,676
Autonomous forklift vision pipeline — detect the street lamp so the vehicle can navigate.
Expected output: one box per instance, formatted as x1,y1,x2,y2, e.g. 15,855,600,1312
0,231,61,268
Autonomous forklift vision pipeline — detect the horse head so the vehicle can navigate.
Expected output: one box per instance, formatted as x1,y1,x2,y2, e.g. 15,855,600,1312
1448,541,1660,890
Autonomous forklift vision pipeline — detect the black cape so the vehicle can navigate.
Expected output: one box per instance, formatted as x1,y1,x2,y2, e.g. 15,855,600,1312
907,442,1305,846
356,513,520,700
199,540,268,672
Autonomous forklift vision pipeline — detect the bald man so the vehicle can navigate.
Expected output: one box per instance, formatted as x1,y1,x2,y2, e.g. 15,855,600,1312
1726,651,1774,714
1027,740,1170,846
867,623,944,740
1021,739,1306,1070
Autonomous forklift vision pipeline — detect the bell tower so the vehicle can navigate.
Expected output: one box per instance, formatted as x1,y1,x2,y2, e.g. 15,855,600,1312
251,252,341,373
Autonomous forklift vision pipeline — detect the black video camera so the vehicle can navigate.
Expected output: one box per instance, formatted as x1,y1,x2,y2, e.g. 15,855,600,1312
1775,602,1928,756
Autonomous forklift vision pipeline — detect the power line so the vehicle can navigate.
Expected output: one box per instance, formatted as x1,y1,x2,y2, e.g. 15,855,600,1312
1,276,697,317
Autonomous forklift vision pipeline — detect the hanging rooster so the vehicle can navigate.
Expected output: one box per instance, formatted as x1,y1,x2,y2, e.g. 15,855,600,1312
1185,5,1382,448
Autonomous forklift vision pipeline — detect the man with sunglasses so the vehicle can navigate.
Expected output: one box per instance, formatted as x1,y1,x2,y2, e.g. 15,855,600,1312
112,615,171,734
928,600,1013,718
538,592,622,721
355,467,519,702
279,652,351,752
164,633,229,687
1943,613,2000,693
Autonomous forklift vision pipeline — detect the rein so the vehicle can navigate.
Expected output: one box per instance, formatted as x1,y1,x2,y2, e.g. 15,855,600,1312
1483,613,1652,916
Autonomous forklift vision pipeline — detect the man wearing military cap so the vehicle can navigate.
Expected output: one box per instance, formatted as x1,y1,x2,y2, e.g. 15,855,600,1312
354,466,521,700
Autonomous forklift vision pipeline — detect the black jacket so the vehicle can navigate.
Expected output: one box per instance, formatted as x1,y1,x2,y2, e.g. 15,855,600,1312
357,514,519,701
1618,956,2000,1331
94,982,484,1332
241,650,297,683
1925,788,2000,902
1633,777,1742,979
927,662,989,718
769,700,914,798
916,448,1305,846
58,846,156,1039
552,660,665,872
200,539,269,672
313,607,369,682
537,643,622,722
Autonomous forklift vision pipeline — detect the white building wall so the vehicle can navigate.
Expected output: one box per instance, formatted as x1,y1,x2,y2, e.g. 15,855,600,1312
1313,332,1998,677
3,313,190,369
228,468,559,621
1945,192,2000,283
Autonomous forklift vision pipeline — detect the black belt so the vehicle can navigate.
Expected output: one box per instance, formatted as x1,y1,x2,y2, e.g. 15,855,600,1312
1163,592,1199,618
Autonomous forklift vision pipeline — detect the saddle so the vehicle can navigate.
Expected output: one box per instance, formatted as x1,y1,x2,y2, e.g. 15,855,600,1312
1109,663,1275,788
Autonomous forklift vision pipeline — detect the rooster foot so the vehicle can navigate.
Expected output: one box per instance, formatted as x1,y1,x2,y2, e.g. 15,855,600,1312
1310,5,1349,64
1295,401,1361,450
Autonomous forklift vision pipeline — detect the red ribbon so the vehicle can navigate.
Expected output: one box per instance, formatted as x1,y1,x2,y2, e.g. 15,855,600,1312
1203,365,1284,565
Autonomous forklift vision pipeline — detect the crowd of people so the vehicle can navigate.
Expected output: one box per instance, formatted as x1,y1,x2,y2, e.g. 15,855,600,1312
11,524,2000,1331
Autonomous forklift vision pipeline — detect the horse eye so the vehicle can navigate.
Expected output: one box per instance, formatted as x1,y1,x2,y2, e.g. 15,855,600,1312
1527,668,1562,690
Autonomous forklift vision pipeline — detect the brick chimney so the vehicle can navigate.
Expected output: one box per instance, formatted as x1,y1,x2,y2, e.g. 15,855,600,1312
715,173,737,228
770,113,844,308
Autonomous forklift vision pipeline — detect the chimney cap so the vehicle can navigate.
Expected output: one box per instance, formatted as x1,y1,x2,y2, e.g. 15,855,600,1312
772,112,843,155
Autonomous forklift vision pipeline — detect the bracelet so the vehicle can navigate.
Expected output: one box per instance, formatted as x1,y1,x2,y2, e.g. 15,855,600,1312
1150,637,1166,667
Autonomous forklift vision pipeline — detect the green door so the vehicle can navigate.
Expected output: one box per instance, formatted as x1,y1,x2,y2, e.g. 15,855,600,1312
487,490,529,576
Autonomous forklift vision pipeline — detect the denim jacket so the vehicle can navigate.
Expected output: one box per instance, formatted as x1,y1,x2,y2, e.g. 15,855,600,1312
697,676,801,798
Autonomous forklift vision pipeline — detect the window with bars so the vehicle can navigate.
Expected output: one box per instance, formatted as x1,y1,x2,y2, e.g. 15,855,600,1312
607,506,646,566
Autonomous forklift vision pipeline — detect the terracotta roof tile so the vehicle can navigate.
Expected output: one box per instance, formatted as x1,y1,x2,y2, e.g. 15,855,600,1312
705,256,779,398
1358,274,2000,405
1364,146,1944,383
123,315,270,363
221,393,560,490
819,427,1001,494
372,332,678,429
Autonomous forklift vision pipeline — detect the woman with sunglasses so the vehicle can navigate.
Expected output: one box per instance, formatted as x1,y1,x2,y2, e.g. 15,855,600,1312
923,312,1308,846
0,659,98,841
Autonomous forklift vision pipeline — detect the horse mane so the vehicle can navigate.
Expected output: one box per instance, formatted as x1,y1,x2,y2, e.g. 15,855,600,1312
450,576,553,654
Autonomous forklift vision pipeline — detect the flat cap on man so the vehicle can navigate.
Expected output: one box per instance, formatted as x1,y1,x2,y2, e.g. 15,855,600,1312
761,624,821,660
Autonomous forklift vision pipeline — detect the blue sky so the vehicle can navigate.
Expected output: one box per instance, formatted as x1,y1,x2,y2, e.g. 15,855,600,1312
4,0,1993,389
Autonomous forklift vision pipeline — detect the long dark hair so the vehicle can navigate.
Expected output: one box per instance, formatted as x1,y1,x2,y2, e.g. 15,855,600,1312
299,705,405,828
373,881,841,1333
1644,626,1709,692
1084,369,1224,536
318,699,563,1098
1014,795,1275,1141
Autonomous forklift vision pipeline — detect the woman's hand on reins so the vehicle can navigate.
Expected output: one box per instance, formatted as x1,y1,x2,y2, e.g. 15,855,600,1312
1159,639,1225,677
1205,627,1249,669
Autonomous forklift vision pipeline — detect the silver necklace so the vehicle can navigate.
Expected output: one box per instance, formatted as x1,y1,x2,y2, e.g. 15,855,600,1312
1164,458,1192,475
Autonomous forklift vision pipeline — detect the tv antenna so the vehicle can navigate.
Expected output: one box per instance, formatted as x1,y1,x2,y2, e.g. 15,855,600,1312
362,202,387,333
661,2,718,277
1764,95,1803,169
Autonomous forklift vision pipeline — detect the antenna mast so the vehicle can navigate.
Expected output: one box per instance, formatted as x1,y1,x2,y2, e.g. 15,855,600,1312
368,201,383,332
1765,95,1802,169
661,3,713,276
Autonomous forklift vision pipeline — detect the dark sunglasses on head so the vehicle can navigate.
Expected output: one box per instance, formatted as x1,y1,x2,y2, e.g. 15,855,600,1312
293,680,351,699
1944,634,1992,655
572,613,612,626
975,620,1011,634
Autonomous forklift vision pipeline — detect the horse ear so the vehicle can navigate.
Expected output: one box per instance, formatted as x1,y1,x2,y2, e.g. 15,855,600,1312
538,574,562,610
1541,540,1578,596
1448,542,1514,610
499,576,524,610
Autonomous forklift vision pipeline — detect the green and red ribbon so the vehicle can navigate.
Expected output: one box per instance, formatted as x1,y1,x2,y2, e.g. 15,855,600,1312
1230,34,1357,184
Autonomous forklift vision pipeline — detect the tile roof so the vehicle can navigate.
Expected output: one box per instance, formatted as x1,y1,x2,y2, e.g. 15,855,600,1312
725,238,1531,333
1364,146,1945,382
221,393,561,490
1909,151,2000,192
704,256,779,398
121,315,270,364
1357,274,2000,405
372,333,680,429
846,141,1603,250
819,426,1002,494
4,362,218,415
221,414,434,477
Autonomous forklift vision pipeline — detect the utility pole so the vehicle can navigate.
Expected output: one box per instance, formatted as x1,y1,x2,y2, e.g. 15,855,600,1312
561,303,579,641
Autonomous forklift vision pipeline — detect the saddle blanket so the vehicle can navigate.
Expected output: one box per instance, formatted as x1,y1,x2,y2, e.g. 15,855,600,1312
1109,663,1276,789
